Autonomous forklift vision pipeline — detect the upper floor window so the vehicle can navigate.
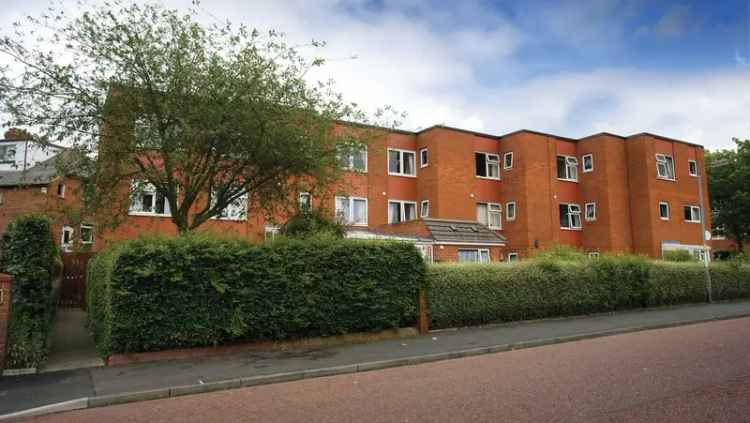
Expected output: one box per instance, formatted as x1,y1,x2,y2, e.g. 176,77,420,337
585,202,597,221
559,203,582,229
340,147,367,172
299,192,312,212
0,145,16,163
129,181,170,216
503,152,514,170
659,202,670,220
506,201,516,221
212,192,248,221
582,154,594,173
420,148,428,168
420,200,429,218
477,202,502,229
656,154,675,180
688,160,698,177
57,183,65,198
80,224,94,245
683,205,701,223
335,196,368,226
557,155,578,181
388,200,417,224
61,225,74,251
475,152,500,179
388,148,416,177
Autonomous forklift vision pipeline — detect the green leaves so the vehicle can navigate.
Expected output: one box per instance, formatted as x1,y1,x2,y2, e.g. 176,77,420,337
707,140,750,251
86,235,425,355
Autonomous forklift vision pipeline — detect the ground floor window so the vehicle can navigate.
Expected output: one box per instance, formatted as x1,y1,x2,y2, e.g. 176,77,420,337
264,225,280,241
416,244,433,264
458,248,490,263
61,225,74,251
506,252,519,262
80,224,94,245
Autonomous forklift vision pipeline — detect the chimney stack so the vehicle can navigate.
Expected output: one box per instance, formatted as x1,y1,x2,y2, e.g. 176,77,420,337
3,128,33,141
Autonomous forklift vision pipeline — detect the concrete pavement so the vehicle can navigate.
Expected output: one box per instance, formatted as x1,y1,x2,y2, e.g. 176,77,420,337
3,300,750,420
21,315,750,422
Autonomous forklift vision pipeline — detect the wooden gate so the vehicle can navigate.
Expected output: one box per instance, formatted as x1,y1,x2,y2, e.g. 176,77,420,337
59,252,94,308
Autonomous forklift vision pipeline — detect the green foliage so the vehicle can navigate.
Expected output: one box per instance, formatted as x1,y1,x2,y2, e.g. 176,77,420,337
533,245,589,262
87,236,425,355
707,140,750,252
662,249,696,262
427,257,750,329
1,215,59,368
280,210,345,239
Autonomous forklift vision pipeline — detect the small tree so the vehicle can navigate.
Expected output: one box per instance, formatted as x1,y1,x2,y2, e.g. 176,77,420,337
707,139,750,252
281,209,345,239
0,1,401,233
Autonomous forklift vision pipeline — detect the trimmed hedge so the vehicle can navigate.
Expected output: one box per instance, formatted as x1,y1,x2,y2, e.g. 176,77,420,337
427,257,750,329
87,235,425,355
1,215,60,368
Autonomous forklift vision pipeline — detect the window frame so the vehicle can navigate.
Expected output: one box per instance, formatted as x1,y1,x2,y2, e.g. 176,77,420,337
683,205,701,223
0,145,16,163
458,248,491,263
475,152,501,180
655,154,676,180
506,201,516,221
477,202,502,230
507,252,519,263
588,252,600,258
387,148,417,177
420,200,429,218
264,225,280,241
299,192,312,212
560,203,582,230
688,160,698,177
79,224,94,245
582,154,594,173
659,201,670,220
584,202,597,221
57,183,65,198
388,199,418,224
340,147,368,172
61,225,74,249
503,152,514,170
211,191,249,221
419,148,428,168
334,196,369,226
557,155,579,182
128,181,171,217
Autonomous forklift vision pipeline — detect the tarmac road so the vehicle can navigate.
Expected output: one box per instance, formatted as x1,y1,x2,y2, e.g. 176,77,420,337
24,316,750,422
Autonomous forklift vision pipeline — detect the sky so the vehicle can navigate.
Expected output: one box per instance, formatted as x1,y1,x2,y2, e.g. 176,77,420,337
1,0,749,150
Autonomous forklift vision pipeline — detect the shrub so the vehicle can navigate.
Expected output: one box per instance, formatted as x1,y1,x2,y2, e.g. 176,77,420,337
1,215,59,368
648,262,706,305
662,250,695,262
533,245,589,262
710,262,750,301
87,235,425,355
280,210,345,239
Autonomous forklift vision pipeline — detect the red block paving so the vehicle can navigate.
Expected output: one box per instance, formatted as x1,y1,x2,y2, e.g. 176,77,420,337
25,317,750,423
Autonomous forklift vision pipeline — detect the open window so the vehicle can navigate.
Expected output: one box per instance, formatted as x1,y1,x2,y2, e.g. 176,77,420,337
559,203,582,229
656,154,675,180
503,152,513,170
475,152,500,179
420,200,429,218
683,205,701,223
557,155,578,181
477,202,502,229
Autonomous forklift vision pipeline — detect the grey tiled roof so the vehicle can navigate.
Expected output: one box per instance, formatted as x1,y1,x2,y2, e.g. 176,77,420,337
0,150,83,187
423,218,506,245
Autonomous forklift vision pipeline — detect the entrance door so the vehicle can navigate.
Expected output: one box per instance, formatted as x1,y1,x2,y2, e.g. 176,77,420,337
59,252,94,308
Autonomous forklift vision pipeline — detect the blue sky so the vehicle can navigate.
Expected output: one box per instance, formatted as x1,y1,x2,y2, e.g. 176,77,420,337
1,0,749,149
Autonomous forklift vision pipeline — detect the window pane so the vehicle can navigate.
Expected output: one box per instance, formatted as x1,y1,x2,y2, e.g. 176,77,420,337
421,201,429,217
504,153,513,168
420,149,428,166
569,163,578,180
388,150,400,173
692,207,701,221
299,193,311,211
584,155,593,170
336,198,350,222
665,156,675,178
389,202,401,223
352,150,366,171
507,203,515,219
477,203,488,225
475,153,487,177
557,156,567,178
155,191,167,214
352,199,367,224
142,193,154,212
488,162,499,178
560,204,569,227
586,204,595,219
660,203,669,218
571,214,582,228
458,250,478,262
479,250,490,263
403,152,415,175
404,203,417,221
684,206,692,221
489,211,501,228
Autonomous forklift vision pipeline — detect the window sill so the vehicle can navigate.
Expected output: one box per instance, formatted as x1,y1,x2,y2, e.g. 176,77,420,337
388,172,417,178
213,217,248,222
343,168,368,174
659,217,670,221
128,211,171,217
689,174,698,177
656,177,676,182
585,219,597,222
488,226,502,230
684,220,701,224
582,169,593,173
560,227,583,231
476,176,501,181
557,178,579,183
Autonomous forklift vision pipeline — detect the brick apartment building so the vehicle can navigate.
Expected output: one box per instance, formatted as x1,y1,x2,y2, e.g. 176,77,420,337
0,124,713,263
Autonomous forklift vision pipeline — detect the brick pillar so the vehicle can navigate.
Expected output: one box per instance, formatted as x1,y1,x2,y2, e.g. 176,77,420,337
0,274,12,370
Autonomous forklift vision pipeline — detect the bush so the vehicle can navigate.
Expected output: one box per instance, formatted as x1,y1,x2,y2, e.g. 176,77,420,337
87,235,425,355
280,210,345,239
662,250,695,262
427,256,750,329
533,245,589,262
1,215,59,368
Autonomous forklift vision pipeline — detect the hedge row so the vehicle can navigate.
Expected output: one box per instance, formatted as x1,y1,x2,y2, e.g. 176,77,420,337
87,235,425,355
1,215,60,368
427,257,750,329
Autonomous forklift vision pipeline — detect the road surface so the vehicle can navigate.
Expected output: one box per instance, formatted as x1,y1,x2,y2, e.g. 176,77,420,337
25,317,750,422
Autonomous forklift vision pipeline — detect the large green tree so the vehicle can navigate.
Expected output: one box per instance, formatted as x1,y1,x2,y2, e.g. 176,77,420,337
0,1,399,233
707,138,750,252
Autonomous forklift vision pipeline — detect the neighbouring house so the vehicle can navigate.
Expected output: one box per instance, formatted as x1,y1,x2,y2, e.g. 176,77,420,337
1,123,714,263
0,128,64,172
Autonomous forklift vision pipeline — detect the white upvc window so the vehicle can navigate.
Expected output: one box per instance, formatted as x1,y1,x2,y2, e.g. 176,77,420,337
588,252,600,258
420,200,429,218
688,160,698,177
61,225,74,250
388,200,418,224
0,145,16,163
506,201,516,221
659,202,670,220
585,202,597,221
416,244,434,264
340,147,368,172
683,205,701,223
582,154,594,173
503,152,514,170
80,224,94,245
335,196,368,226
419,148,428,168
655,154,675,180
388,148,416,177
264,225,280,241
129,181,171,216
210,190,248,221
559,203,582,229
475,152,500,179
458,249,490,263
557,155,578,181
477,202,502,229
57,182,66,198
507,252,519,262
299,192,312,212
